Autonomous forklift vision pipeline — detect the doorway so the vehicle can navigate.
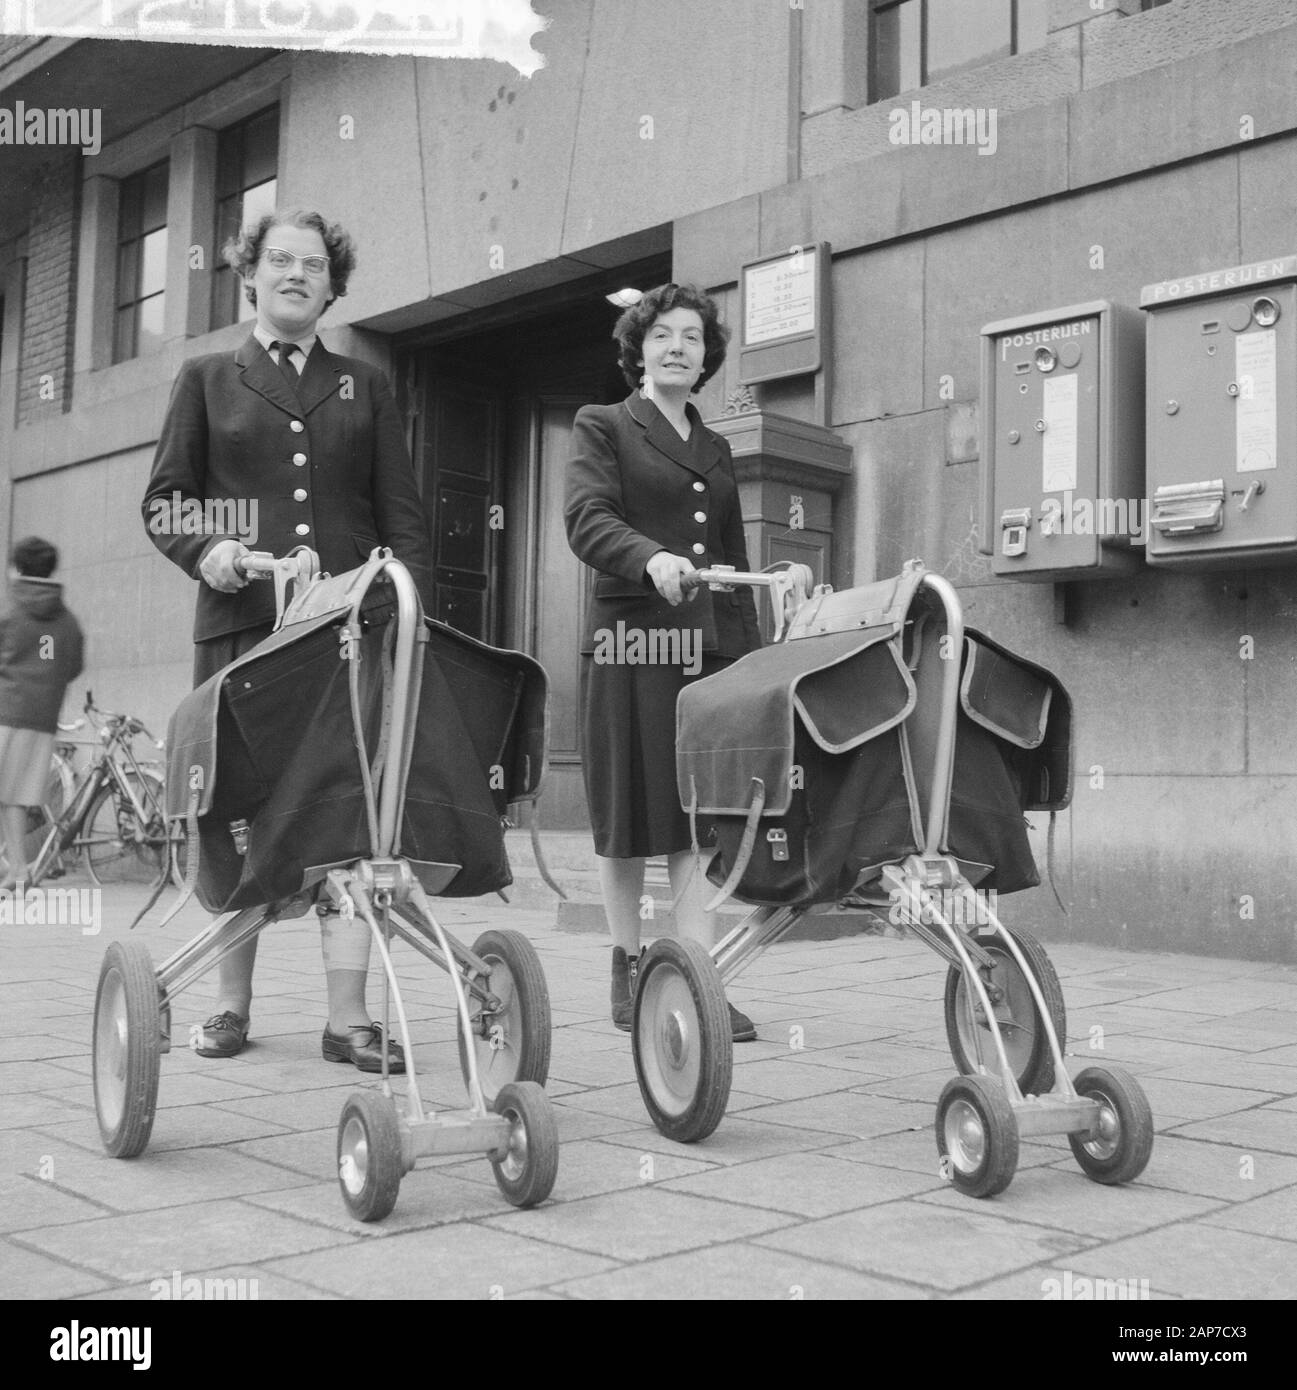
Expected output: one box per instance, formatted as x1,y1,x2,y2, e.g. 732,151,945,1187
400,268,667,827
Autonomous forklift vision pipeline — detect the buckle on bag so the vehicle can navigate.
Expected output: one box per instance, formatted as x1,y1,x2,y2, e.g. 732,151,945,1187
767,827,789,862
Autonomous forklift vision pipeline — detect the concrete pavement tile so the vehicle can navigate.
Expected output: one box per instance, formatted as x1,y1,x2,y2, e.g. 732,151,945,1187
556,1080,773,1122
729,1058,878,1101
1264,1096,1297,1111
0,1000,91,1030
1166,1109,1297,1155
1247,1041,1297,1066
823,1130,1062,1176
0,1174,112,1232
211,1085,455,1131
0,1060,97,1093
913,1165,1223,1240
739,1091,933,1138
736,1015,911,1050
854,1068,964,1104
755,1201,1089,1291
546,1049,637,1088
0,1239,111,1298
75,1264,338,1299
786,1039,957,1078
1132,1017,1297,1054
553,1240,932,1300
548,1025,636,1054
1122,1134,1297,1200
599,1114,864,1167
193,1058,384,1091
35,1103,293,1155
1198,1185,1297,1240
1128,986,1297,1019
0,1093,95,1129
22,1198,354,1283
15,1141,316,1211
38,1072,278,1113
245,1173,516,1233
1086,1036,1258,1071
1074,1006,1221,1036
1067,1224,1297,1299
1135,1078,1283,1122
548,1102,641,1143
483,1185,795,1261
265,1223,616,1298
231,1128,349,1182
1151,1057,1297,1092
722,999,863,1027
660,1150,945,1217
0,1033,91,1062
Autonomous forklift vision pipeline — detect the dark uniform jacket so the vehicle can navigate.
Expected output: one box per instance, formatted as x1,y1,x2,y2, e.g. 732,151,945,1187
565,391,761,657
142,335,435,642
0,578,85,732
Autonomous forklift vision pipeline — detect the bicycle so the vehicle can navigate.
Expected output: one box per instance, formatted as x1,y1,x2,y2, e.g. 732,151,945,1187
8,692,175,889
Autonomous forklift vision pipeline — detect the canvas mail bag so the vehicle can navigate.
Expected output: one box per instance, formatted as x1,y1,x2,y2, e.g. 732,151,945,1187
166,574,547,914
676,568,1071,908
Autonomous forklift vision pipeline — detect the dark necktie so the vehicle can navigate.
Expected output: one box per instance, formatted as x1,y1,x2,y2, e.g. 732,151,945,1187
270,340,301,396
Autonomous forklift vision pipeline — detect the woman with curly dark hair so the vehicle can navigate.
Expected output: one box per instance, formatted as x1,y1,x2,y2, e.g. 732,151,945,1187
565,283,762,1040
142,207,434,1071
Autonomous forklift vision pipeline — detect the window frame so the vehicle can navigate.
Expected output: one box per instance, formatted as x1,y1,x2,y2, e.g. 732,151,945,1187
112,158,170,364
210,102,280,331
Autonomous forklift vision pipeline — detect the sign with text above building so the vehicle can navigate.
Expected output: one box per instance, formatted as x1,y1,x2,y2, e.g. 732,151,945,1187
739,242,831,386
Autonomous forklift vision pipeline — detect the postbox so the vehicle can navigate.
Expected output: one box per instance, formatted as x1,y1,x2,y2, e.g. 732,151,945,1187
1141,256,1297,569
979,300,1145,580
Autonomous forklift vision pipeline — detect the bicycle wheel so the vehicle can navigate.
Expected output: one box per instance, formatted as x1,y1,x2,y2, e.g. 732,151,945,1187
82,771,169,887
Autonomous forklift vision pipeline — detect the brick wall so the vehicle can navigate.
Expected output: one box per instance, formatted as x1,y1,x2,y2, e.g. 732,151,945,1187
17,152,79,423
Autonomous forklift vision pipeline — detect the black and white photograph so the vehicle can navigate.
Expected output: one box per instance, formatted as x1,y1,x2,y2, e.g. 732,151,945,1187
0,0,1292,1336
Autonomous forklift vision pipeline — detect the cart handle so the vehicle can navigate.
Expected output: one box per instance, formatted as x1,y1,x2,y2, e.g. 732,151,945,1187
685,564,816,643
235,547,320,626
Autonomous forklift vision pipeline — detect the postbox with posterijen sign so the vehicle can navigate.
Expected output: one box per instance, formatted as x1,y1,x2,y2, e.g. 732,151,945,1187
978,300,1145,580
1141,256,1297,569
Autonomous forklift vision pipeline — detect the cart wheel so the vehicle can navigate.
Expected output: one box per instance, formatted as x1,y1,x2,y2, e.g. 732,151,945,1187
457,929,551,1105
936,1073,1019,1198
1067,1064,1154,1185
489,1080,559,1208
92,940,162,1158
944,926,1066,1095
337,1091,405,1222
632,937,732,1143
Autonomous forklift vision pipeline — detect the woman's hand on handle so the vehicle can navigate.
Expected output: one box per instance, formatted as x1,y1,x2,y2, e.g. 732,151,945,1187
199,539,251,593
645,551,700,607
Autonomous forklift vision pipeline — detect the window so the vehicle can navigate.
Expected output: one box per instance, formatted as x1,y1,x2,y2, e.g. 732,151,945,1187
870,0,1049,101
114,161,169,362
211,105,279,329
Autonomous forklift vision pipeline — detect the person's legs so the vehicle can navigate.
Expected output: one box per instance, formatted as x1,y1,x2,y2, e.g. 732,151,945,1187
0,802,28,884
599,854,645,1030
667,847,756,1043
319,912,404,1072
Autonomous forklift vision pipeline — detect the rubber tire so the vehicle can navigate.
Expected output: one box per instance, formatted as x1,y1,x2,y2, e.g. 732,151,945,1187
93,940,162,1158
936,1073,1019,1198
457,929,552,1104
83,771,169,887
337,1091,404,1222
1067,1064,1155,1185
944,926,1066,1095
489,1080,559,1208
632,937,732,1144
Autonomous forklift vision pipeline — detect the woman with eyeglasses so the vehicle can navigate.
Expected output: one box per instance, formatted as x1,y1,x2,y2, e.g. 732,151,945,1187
565,282,763,1040
142,207,435,1071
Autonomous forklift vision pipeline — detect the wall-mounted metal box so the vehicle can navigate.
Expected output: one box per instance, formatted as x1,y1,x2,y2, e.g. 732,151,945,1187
1142,256,1297,569
979,300,1145,580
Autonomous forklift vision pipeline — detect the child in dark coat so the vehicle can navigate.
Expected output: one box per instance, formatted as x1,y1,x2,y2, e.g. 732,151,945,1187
0,538,85,888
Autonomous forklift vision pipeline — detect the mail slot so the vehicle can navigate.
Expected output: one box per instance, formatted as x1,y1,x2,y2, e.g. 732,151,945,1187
978,300,1145,579
1141,255,1297,568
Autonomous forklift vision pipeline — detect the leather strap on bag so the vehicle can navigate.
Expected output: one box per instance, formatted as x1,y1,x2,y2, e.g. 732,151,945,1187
702,776,766,913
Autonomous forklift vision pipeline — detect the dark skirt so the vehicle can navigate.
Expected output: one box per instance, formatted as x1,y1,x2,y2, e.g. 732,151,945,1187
580,652,731,859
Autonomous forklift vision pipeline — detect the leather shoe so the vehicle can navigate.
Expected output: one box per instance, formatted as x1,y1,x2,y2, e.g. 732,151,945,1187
728,1002,757,1044
322,1022,406,1074
194,1011,249,1058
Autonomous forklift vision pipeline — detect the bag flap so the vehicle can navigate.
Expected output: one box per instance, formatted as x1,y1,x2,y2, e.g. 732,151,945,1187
786,561,927,641
677,626,909,816
960,636,1052,748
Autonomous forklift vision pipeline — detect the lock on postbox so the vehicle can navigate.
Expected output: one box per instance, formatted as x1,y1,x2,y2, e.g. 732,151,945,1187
978,300,1145,579
1141,255,1297,568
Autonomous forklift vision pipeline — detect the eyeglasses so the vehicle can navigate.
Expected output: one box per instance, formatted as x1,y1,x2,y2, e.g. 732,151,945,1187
261,247,331,277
